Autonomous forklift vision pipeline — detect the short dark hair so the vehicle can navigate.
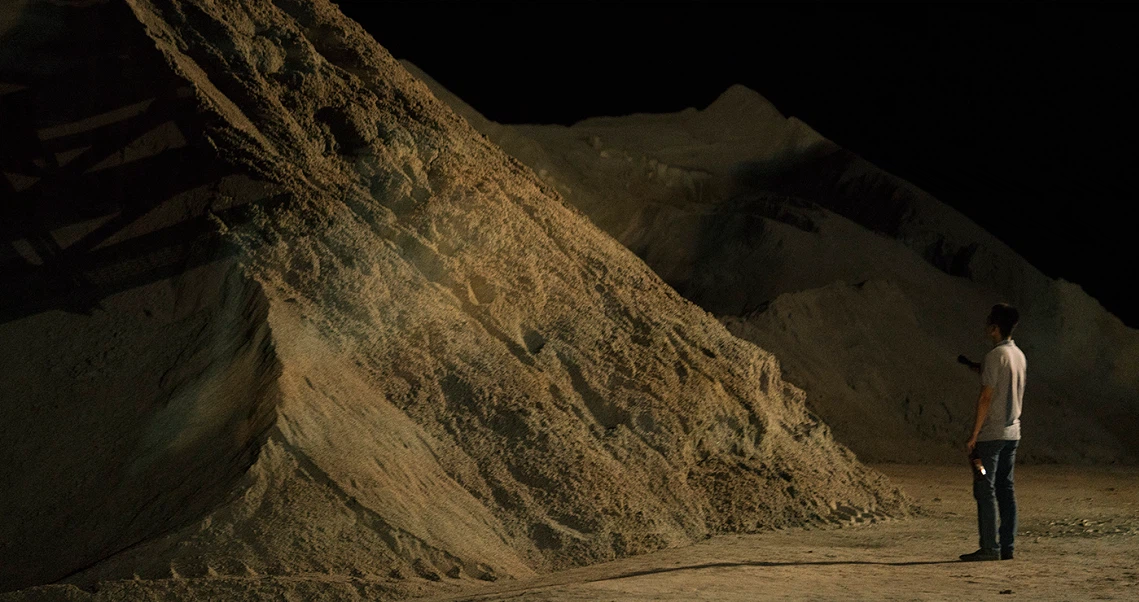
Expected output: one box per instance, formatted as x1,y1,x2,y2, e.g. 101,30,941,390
987,303,1019,338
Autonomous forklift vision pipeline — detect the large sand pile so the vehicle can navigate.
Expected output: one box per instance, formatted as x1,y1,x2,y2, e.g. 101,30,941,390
404,64,1139,465
0,1,907,598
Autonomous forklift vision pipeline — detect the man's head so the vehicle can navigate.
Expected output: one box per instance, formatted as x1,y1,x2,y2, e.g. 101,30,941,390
986,303,1019,341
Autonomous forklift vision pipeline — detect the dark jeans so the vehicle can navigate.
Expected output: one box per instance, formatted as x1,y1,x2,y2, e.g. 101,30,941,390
973,439,1018,553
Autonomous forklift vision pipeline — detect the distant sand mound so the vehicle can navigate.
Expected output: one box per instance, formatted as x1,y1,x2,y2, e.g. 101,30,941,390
404,62,1139,465
0,1,907,598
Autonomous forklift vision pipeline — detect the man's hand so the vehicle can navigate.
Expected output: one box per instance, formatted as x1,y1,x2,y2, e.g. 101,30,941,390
958,355,982,374
965,437,977,454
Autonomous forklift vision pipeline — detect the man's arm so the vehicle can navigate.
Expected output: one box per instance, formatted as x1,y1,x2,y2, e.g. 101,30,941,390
966,385,994,452
957,355,983,374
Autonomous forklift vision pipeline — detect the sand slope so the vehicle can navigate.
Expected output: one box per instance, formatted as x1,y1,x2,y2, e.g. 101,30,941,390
404,63,1139,465
0,1,907,597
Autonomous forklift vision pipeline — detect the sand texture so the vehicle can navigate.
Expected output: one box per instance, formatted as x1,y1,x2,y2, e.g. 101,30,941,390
0,0,907,597
7,465,1135,601
424,464,1139,601
405,63,1139,465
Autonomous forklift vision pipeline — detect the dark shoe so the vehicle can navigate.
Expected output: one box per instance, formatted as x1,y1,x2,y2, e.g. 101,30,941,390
959,549,1000,562
1001,548,1014,560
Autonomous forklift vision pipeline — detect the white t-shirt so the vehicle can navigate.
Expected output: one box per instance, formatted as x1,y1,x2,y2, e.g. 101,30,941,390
980,339,1026,441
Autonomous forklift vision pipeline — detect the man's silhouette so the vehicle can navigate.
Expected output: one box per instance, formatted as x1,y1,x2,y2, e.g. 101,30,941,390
959,303,1024,562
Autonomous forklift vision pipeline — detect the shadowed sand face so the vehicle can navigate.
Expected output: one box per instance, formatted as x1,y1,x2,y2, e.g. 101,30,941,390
0,1,27,39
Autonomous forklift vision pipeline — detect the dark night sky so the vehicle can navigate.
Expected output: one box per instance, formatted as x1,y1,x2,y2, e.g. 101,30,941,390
337,2,1138,328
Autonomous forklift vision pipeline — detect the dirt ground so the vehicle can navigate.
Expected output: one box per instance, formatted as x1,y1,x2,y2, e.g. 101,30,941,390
422,464,1139,601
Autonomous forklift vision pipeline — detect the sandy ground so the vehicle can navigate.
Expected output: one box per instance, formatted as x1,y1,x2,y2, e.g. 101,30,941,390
422,464,1139,601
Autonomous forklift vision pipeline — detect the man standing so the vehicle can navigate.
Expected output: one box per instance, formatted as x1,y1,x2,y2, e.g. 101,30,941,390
960,303,1025,562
